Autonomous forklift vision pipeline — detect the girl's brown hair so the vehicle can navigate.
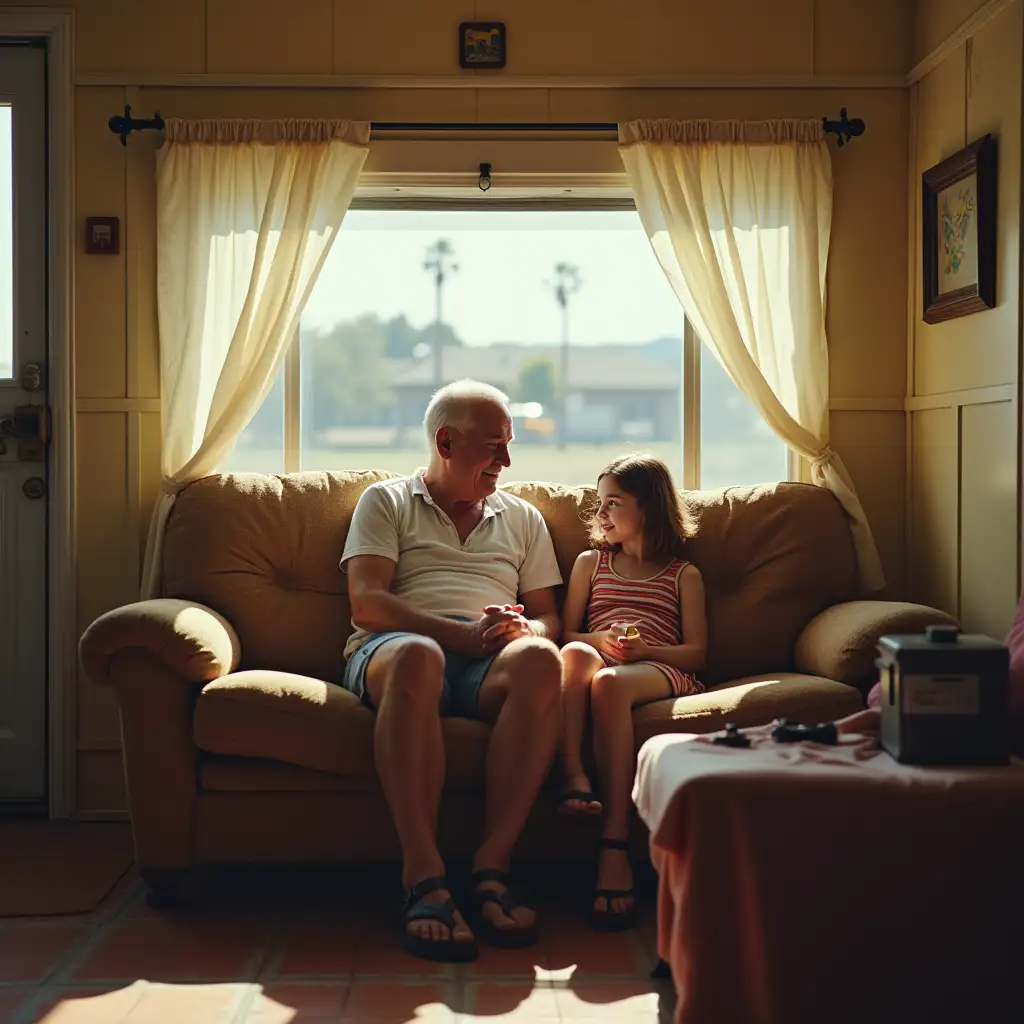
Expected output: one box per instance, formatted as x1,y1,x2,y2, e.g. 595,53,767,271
588,453,691,561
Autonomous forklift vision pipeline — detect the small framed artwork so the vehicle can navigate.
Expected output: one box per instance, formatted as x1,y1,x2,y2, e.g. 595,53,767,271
85,216,120,255
922,134,997,324
459,22,506,69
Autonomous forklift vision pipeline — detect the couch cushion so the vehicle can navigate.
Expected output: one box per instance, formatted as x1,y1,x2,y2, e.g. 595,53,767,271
678,484,859,683
633,673,864,748
199,756,364,792
167,473,860,687
196,669,862,794
165,471,397,684
194,670,491,791
501,481,597,590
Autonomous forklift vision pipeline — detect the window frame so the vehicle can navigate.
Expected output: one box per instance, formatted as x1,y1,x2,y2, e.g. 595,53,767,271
277,191,797,486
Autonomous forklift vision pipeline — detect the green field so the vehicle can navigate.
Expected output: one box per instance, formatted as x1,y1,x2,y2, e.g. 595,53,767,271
224,441,787,491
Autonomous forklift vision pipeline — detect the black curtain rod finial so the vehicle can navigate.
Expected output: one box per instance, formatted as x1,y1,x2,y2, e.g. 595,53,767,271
822,107,865,148
108,104,165,146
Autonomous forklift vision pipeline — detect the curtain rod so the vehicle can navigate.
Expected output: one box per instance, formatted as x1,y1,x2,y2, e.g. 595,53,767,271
373,121,618,132
107,106,865,147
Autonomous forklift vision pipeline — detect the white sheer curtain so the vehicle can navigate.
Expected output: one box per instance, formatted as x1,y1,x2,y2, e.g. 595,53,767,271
619,118,884,593
141,118,369,599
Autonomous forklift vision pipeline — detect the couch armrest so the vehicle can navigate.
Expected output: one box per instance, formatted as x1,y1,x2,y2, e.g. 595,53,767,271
79,599,241,688
795,600,959,692
79,600,240,873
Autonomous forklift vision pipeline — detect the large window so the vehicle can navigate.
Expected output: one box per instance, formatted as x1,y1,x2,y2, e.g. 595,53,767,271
227,206,788,489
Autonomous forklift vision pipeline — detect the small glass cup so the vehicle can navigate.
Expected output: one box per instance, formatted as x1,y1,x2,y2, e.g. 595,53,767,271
613,621,640,639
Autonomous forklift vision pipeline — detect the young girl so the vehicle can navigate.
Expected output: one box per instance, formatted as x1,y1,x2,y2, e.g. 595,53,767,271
559,454,707,931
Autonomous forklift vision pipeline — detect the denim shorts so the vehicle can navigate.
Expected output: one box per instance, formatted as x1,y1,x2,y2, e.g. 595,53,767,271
342,628,496,719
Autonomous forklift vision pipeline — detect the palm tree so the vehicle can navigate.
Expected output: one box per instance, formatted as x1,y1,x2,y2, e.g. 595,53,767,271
423,239,459,389
548,262,582,449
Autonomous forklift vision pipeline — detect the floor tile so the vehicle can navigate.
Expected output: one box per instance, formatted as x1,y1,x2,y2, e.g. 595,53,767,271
0,988,29,1019
29,982,148,1023
273,914,362,978
249,982,349,1022
72,919,270,983
125,897,273,925
3,856,665,1023
544,925,646,977
556,981,663,1021
467,941,551,978
0,925,87,983
463,983,560,1021
248,983,349,1023
349,927,444,977
125,982,246,1023
341,982,452,1021
636,911,659,959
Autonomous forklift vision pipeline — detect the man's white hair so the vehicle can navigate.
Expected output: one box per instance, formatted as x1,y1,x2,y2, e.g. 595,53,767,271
423,378,510,448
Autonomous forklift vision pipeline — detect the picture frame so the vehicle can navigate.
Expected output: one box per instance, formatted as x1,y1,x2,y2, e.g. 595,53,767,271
85,216,120,255
921,133,996,324
459,21,506,69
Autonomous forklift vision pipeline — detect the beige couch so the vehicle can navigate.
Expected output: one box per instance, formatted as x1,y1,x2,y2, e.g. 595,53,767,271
80,471,956,904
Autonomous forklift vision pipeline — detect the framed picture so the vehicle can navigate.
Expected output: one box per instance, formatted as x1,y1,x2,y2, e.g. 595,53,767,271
85,216,120,255
459,21,506,69
922,134,996,324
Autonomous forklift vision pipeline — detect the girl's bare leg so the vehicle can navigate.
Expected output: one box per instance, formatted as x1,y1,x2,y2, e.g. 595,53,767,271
590,664,673,914
558,642,605,816
836,708,881,735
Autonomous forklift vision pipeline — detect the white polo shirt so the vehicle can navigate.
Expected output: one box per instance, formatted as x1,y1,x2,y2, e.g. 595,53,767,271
340,471,563,658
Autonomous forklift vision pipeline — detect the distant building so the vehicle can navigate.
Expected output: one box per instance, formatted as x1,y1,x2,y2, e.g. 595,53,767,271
388,341,682,446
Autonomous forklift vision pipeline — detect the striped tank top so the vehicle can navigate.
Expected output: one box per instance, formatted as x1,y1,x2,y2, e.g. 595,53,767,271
586,549,704,699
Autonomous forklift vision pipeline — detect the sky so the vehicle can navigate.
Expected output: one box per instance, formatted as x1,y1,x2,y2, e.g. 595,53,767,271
302,208,687,347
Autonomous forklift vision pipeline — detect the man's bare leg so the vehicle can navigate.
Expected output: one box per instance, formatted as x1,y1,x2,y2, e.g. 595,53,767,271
364,636,471,946
473,636,563,934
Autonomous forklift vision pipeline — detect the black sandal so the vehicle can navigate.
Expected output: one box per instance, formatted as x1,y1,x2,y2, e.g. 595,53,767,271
590,838,638,932
557,788,603,819
402,876,478,963
468,868,538,949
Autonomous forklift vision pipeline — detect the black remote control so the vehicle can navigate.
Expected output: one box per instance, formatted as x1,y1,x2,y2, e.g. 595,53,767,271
770,719,839,744
712,722,751,748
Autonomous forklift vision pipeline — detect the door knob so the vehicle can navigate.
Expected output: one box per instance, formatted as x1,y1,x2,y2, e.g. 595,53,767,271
23,477,45,500
21,362,43,392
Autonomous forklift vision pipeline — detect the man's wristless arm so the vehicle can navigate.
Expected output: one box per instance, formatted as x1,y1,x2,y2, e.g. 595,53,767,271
352,589,465,648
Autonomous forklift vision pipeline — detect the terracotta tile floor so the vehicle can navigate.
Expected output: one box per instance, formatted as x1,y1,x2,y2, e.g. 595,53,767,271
0,863,674,1023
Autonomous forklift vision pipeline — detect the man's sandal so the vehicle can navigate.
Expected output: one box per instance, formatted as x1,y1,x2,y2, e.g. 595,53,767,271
590,838,638,932
402,876,478,963
468,868,538,949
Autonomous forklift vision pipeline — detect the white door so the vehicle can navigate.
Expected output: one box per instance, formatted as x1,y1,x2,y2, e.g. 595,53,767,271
0,43,48,803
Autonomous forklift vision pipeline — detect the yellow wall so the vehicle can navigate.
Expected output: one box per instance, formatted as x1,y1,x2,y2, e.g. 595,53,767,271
54,0,914,814
907,0,1022,642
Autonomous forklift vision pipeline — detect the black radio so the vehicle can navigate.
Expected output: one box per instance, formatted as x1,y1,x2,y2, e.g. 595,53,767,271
876,625,1009,766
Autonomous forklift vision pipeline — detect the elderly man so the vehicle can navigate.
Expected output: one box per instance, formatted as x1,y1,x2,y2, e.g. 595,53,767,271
340,379,564,963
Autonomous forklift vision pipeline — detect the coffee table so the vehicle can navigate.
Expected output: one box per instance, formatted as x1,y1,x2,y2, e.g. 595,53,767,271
633,726,1024,1024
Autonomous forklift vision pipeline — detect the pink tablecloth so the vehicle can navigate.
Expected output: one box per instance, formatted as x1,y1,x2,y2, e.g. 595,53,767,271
633,727,1024,1024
